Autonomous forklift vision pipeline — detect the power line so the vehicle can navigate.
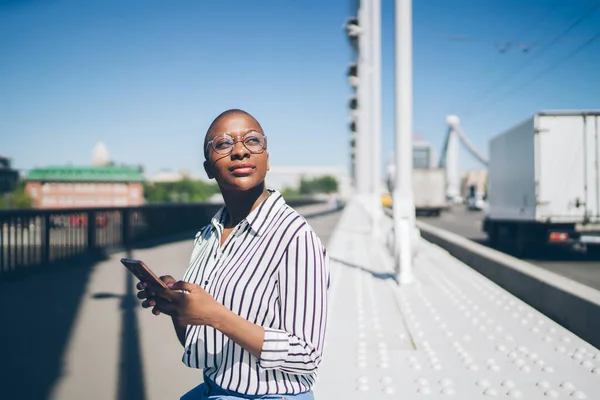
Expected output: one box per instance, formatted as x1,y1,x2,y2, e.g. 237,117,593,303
467,1,561,90
461,2,600,117
481,34,600,108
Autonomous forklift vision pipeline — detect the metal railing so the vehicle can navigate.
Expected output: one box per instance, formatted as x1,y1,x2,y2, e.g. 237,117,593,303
0,197,324,280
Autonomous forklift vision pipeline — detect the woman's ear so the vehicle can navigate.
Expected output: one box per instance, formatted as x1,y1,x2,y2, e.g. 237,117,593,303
203,160,214,179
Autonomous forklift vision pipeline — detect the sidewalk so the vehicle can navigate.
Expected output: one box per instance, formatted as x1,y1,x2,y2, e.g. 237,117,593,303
315,200,600,399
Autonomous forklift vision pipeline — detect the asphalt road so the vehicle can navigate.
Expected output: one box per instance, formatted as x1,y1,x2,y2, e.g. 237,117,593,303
418,206,600,291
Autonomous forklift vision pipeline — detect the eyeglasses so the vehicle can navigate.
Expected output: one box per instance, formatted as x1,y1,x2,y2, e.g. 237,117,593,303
205,131,268,156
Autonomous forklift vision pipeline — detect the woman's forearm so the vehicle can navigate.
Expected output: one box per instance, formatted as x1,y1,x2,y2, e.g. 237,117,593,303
211,304,264,359
172,317,187,347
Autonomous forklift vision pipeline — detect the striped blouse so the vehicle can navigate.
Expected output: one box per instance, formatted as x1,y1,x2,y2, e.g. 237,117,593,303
181,189,330,395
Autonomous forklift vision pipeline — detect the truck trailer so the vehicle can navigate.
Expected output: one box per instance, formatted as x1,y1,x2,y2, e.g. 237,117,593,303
413,168,447,216
483,111,600,254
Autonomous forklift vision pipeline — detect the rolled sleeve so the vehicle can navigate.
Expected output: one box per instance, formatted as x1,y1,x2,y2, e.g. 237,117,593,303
257,328,291,369
258,228,330,375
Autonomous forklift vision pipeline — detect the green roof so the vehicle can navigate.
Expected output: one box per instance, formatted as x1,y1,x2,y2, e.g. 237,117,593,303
24,165,145,183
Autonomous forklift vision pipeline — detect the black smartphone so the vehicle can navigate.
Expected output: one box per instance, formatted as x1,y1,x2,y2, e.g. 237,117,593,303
120,258,169,290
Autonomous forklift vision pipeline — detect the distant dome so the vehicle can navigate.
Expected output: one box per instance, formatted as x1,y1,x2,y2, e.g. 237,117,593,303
92,142,110,166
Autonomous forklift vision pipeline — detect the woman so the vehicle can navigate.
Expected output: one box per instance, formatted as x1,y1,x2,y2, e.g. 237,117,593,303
137,109,330,399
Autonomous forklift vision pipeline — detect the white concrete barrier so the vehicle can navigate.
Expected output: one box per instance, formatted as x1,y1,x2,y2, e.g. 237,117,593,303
416,220,600,349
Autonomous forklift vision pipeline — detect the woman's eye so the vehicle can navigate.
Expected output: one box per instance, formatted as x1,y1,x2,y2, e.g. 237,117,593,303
215,140,232,149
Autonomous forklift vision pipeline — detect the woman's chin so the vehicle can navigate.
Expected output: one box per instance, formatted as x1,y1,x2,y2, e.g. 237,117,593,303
222,178,263,192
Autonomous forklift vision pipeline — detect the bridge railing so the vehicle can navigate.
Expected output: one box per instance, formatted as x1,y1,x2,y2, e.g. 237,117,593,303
0,197,324,280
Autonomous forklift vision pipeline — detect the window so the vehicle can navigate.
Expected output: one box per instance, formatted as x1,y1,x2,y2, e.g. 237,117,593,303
413,147,431,169
42,196,57,205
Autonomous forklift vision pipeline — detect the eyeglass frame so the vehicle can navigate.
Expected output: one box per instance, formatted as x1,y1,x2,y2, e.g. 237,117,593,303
204,130,268,157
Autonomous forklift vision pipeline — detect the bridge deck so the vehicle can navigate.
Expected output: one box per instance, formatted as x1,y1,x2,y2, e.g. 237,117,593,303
317,201,599,399
1,202,598,399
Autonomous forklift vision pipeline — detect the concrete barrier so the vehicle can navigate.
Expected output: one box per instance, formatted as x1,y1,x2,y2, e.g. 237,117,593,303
416,220,600,349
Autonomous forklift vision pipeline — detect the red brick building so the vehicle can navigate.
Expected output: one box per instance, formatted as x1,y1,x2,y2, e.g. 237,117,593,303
24,165,145,209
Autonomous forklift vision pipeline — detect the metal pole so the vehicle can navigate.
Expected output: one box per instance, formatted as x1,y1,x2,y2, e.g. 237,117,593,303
393,0,414,284
359,0,372,198
446,126,460,203
355,4,366,194
371,0,382,229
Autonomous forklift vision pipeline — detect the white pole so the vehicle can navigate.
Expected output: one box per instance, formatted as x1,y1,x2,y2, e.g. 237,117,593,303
393,0,414,284
354,4,367,194
360,0,372,199
371,0,382,229
446,123,460,203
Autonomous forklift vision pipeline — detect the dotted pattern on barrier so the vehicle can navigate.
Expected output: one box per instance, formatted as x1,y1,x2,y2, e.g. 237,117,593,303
314,201,600,399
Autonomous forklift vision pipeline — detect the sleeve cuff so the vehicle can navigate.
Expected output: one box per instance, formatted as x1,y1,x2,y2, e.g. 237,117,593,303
257,328,291,370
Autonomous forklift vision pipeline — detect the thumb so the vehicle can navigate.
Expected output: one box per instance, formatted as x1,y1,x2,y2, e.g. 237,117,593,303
169,280,197,292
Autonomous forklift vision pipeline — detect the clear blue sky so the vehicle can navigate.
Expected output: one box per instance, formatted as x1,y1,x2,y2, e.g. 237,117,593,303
2,0,599,179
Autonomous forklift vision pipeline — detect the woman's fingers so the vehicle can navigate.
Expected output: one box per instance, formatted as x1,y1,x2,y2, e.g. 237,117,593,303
142,299,157,308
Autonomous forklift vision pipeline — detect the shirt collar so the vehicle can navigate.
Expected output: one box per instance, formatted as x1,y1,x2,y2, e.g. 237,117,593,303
210,189,286,237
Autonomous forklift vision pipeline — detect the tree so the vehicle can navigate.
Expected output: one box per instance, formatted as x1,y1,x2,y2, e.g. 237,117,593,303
143,178,220,203
280,186,300,198
299,175,339,195
0,181,32,209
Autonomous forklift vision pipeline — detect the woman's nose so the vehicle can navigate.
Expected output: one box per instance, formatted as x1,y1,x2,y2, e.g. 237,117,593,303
230,139,250,158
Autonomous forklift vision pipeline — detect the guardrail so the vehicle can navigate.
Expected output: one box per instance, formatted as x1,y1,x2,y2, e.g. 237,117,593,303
0,196,324,280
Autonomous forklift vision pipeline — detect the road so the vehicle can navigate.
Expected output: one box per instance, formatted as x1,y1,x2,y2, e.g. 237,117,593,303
418,206,600,291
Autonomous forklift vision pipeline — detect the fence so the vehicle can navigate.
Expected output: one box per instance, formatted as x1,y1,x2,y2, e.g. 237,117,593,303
0,197,323,280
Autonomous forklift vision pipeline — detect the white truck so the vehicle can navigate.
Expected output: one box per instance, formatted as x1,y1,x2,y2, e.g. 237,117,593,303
483,111,600,254
413,168,447,216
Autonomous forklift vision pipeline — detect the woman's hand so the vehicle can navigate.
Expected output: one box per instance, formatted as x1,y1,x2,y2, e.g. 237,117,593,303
138,279,225,327
136,275,176,316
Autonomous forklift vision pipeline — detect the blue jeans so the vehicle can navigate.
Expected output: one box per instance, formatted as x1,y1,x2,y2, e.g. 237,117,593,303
180,376,314,400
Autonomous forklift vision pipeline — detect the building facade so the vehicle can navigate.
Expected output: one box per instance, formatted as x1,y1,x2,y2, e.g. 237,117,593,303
24,165,145,209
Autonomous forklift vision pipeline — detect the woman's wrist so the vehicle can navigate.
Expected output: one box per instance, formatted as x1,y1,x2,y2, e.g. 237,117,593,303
209,303,231,330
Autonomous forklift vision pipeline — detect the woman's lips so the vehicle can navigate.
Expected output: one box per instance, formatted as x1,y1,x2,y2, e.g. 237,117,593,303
229,163,255,176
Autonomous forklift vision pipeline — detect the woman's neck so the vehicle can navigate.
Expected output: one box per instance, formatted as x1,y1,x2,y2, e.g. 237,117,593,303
221,184,270,227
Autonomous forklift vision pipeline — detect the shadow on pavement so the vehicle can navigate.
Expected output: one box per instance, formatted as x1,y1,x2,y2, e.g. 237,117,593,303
330,257,396,282
0,245,148,400
0,252,107,400
116,248,146,400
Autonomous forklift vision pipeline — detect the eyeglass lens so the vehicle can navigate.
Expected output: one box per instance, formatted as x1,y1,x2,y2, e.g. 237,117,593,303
212,132,266,154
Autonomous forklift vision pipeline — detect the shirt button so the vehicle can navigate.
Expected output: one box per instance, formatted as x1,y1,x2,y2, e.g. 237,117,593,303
204,280,209,285
186,350,191,355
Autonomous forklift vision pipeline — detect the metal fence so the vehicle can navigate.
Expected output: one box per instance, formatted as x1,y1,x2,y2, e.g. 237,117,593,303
0,197,323,280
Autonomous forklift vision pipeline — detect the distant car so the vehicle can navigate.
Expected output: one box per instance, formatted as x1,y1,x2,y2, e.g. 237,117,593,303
381,193,392,208
466,195,486,211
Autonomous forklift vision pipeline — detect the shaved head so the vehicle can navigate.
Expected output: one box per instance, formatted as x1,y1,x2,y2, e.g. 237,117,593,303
203,109,263,159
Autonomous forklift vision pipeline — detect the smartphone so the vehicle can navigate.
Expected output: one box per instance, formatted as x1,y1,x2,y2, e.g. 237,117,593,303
120,258,169,290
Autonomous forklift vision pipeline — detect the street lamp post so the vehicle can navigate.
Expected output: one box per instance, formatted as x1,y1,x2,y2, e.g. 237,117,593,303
393,0,415,284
